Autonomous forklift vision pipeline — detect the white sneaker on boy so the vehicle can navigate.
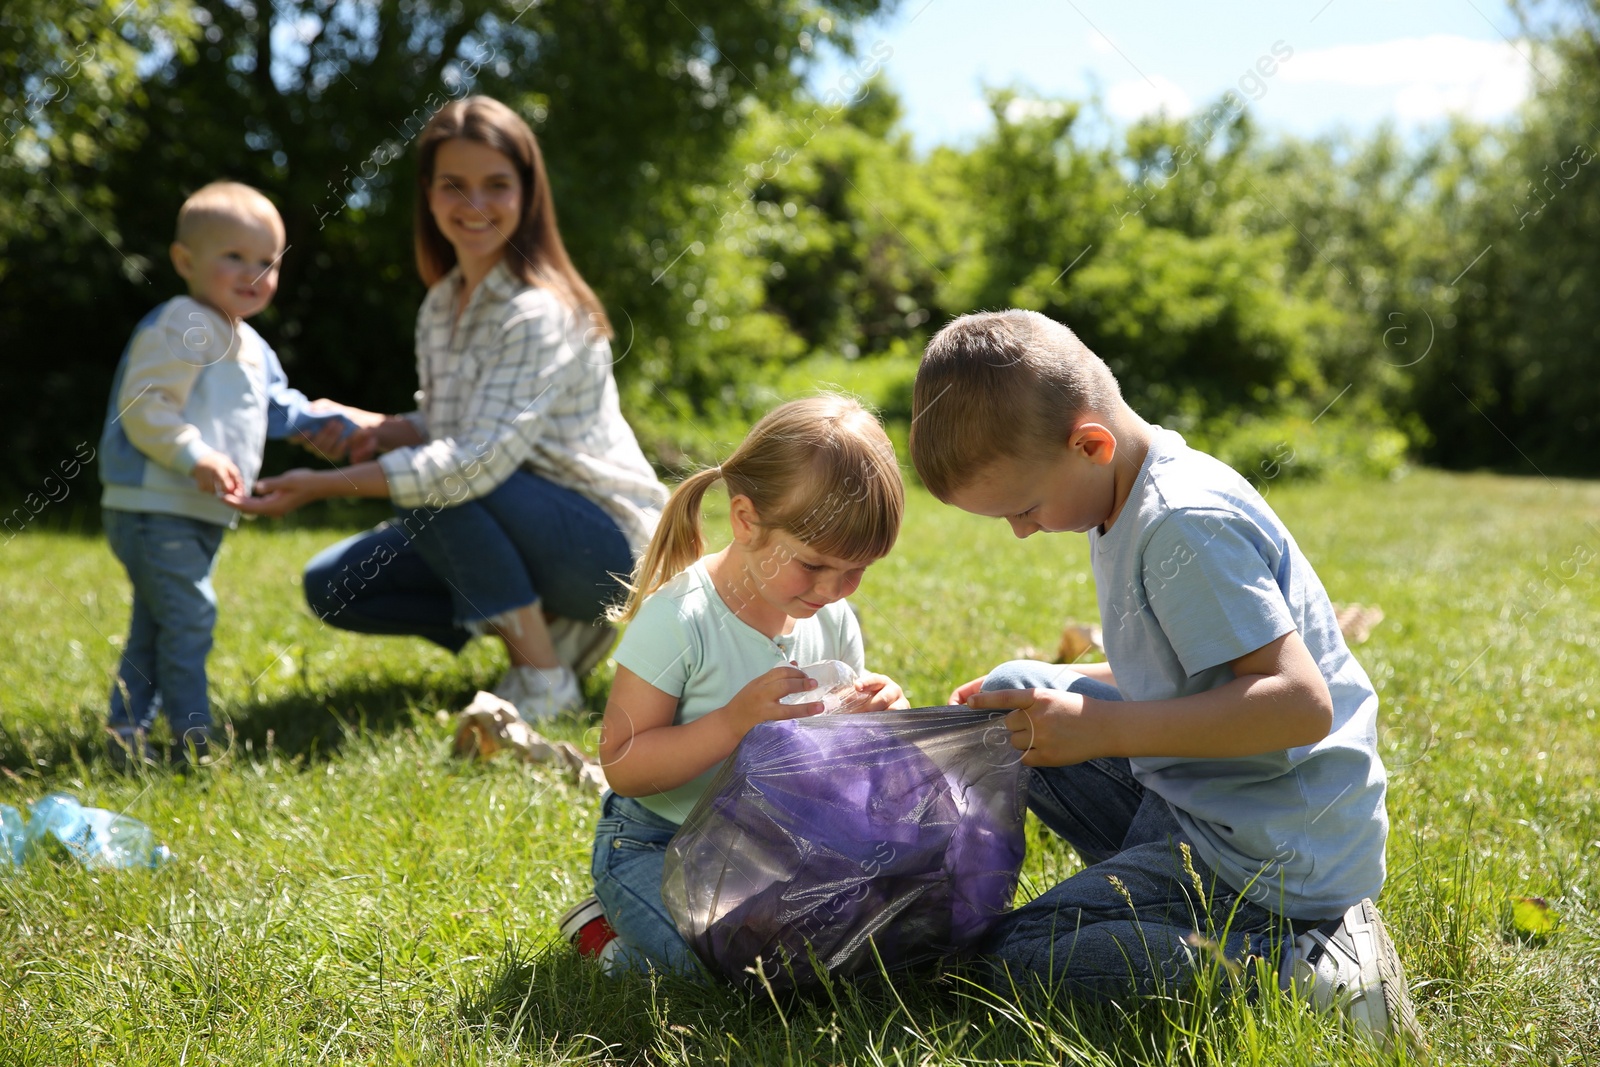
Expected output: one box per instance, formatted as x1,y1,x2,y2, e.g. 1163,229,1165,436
1283,897,1426,1054
490,664,584,723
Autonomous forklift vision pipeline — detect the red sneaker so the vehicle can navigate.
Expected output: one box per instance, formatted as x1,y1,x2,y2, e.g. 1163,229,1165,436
558,895,618,959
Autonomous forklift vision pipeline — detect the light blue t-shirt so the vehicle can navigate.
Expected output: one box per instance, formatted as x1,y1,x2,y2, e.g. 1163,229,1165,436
614,559,866,824
1089,428,1387,919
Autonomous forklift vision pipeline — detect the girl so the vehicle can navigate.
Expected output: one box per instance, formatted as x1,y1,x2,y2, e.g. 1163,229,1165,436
560,395,910,974
232,96,667,720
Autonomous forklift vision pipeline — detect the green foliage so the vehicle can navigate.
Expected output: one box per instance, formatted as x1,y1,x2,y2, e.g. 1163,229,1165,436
0,0,202,251
6,1,1600,496
1188,408,1411,491
1410,9,1600,474
0,0,888,491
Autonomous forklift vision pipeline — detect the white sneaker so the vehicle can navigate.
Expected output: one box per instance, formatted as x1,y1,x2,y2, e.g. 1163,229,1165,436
492,664,583,722
1284,897,1426,1053
548,616,618,678
490,665,531,706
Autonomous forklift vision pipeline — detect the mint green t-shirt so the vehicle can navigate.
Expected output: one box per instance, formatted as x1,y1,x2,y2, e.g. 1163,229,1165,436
614,558,866,823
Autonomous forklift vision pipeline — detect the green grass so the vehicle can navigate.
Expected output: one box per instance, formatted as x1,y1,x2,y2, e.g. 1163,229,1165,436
2,470,1598,1064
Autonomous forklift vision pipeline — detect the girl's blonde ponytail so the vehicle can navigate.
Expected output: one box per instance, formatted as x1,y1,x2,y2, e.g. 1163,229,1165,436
611,465,723,623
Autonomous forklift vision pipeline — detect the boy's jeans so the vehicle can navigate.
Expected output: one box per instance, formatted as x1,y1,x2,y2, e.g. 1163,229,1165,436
591,791,704,976
302,470,633,651
104,509,225,739
977,660,1295,1000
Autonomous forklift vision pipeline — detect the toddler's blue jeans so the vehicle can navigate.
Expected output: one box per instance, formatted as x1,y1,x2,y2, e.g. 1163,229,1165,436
591,791,703,976
976,660,1298,1000
104,508,225,740
302,470,633,650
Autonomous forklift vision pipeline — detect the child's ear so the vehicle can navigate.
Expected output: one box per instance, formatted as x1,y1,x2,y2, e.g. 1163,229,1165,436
170,241,193,281
1070,421,1119,466
727,493,760,545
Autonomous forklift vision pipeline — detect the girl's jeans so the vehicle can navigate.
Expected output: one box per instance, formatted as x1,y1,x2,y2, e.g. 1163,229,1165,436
104,508,225,740
302,470,633,650
977,660,1298,999
591,791,703,975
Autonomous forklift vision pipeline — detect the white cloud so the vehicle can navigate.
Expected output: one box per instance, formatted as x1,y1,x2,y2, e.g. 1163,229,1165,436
1279,34,1532,122
1105,75,1192,122
1087,30,1116,56
1003,97,1071,124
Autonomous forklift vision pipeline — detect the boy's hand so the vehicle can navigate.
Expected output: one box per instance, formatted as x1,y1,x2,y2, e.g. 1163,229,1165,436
348,415,426,463
294,401,385,461
718,665,821,744
851,671,910,712
965,686,1109,767
947,674,988,706
192,452,242,497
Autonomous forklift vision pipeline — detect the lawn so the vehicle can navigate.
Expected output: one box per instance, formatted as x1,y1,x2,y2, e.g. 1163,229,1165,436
1,470,1597,1065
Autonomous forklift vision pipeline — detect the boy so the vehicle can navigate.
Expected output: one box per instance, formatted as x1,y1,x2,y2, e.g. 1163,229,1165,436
98,181,348,769
910,310,1423,1050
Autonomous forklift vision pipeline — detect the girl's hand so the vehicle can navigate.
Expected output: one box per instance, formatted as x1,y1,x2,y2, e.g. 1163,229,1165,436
226,468,328,518
348,415,426,464
947,674,988,706
851,671,910,712
718,665,820,744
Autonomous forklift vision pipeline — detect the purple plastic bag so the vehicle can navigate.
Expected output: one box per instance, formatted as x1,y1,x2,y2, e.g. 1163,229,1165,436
661,707,1026,989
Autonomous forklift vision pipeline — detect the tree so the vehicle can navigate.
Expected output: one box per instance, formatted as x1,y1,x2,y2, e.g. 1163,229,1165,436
0,0,890,492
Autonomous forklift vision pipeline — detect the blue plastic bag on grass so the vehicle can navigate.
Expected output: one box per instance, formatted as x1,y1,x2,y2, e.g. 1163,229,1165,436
661,707,1026,989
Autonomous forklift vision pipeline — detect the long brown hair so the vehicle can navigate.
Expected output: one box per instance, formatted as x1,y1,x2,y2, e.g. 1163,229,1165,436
414,95,611,337
614,395,905,623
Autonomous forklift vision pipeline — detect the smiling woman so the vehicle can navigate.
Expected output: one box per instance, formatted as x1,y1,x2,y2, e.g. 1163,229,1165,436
228,96,668,722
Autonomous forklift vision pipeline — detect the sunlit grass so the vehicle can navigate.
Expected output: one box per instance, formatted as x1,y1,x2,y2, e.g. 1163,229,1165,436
1,469,1597,1064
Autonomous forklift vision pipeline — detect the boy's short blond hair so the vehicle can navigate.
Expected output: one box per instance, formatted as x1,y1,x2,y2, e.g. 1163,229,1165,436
175,181,284,246
910,309,1123,499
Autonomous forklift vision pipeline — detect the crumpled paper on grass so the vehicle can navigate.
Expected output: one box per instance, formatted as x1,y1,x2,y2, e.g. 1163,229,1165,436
448,691,607,793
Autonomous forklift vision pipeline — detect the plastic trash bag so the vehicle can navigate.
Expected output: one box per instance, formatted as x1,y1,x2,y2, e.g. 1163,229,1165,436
661,706,1026,989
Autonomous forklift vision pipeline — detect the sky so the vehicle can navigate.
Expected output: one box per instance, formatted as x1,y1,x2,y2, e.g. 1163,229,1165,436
810,0,1543,148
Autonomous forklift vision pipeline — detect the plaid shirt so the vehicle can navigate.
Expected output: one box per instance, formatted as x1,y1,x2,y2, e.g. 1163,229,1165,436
379,261,667,553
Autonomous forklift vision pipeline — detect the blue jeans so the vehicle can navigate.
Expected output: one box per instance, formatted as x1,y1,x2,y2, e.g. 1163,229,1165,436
591,792,703,976
104,509,226,738
303,471,633,651
977,661,1293,1000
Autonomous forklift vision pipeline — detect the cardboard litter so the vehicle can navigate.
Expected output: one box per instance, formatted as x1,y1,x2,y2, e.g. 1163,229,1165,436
1332,602,1385,644
1055,623,1105,663
450,690,608,793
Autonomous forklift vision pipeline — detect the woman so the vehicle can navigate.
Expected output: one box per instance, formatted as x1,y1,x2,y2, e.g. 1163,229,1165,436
233,96,667,720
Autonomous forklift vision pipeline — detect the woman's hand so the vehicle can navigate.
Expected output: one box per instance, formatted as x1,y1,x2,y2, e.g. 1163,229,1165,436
226,468,331,518
947,674,988,706
294,400,386,462
716,665,820,745
348,415,427,464
851,671,910,712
